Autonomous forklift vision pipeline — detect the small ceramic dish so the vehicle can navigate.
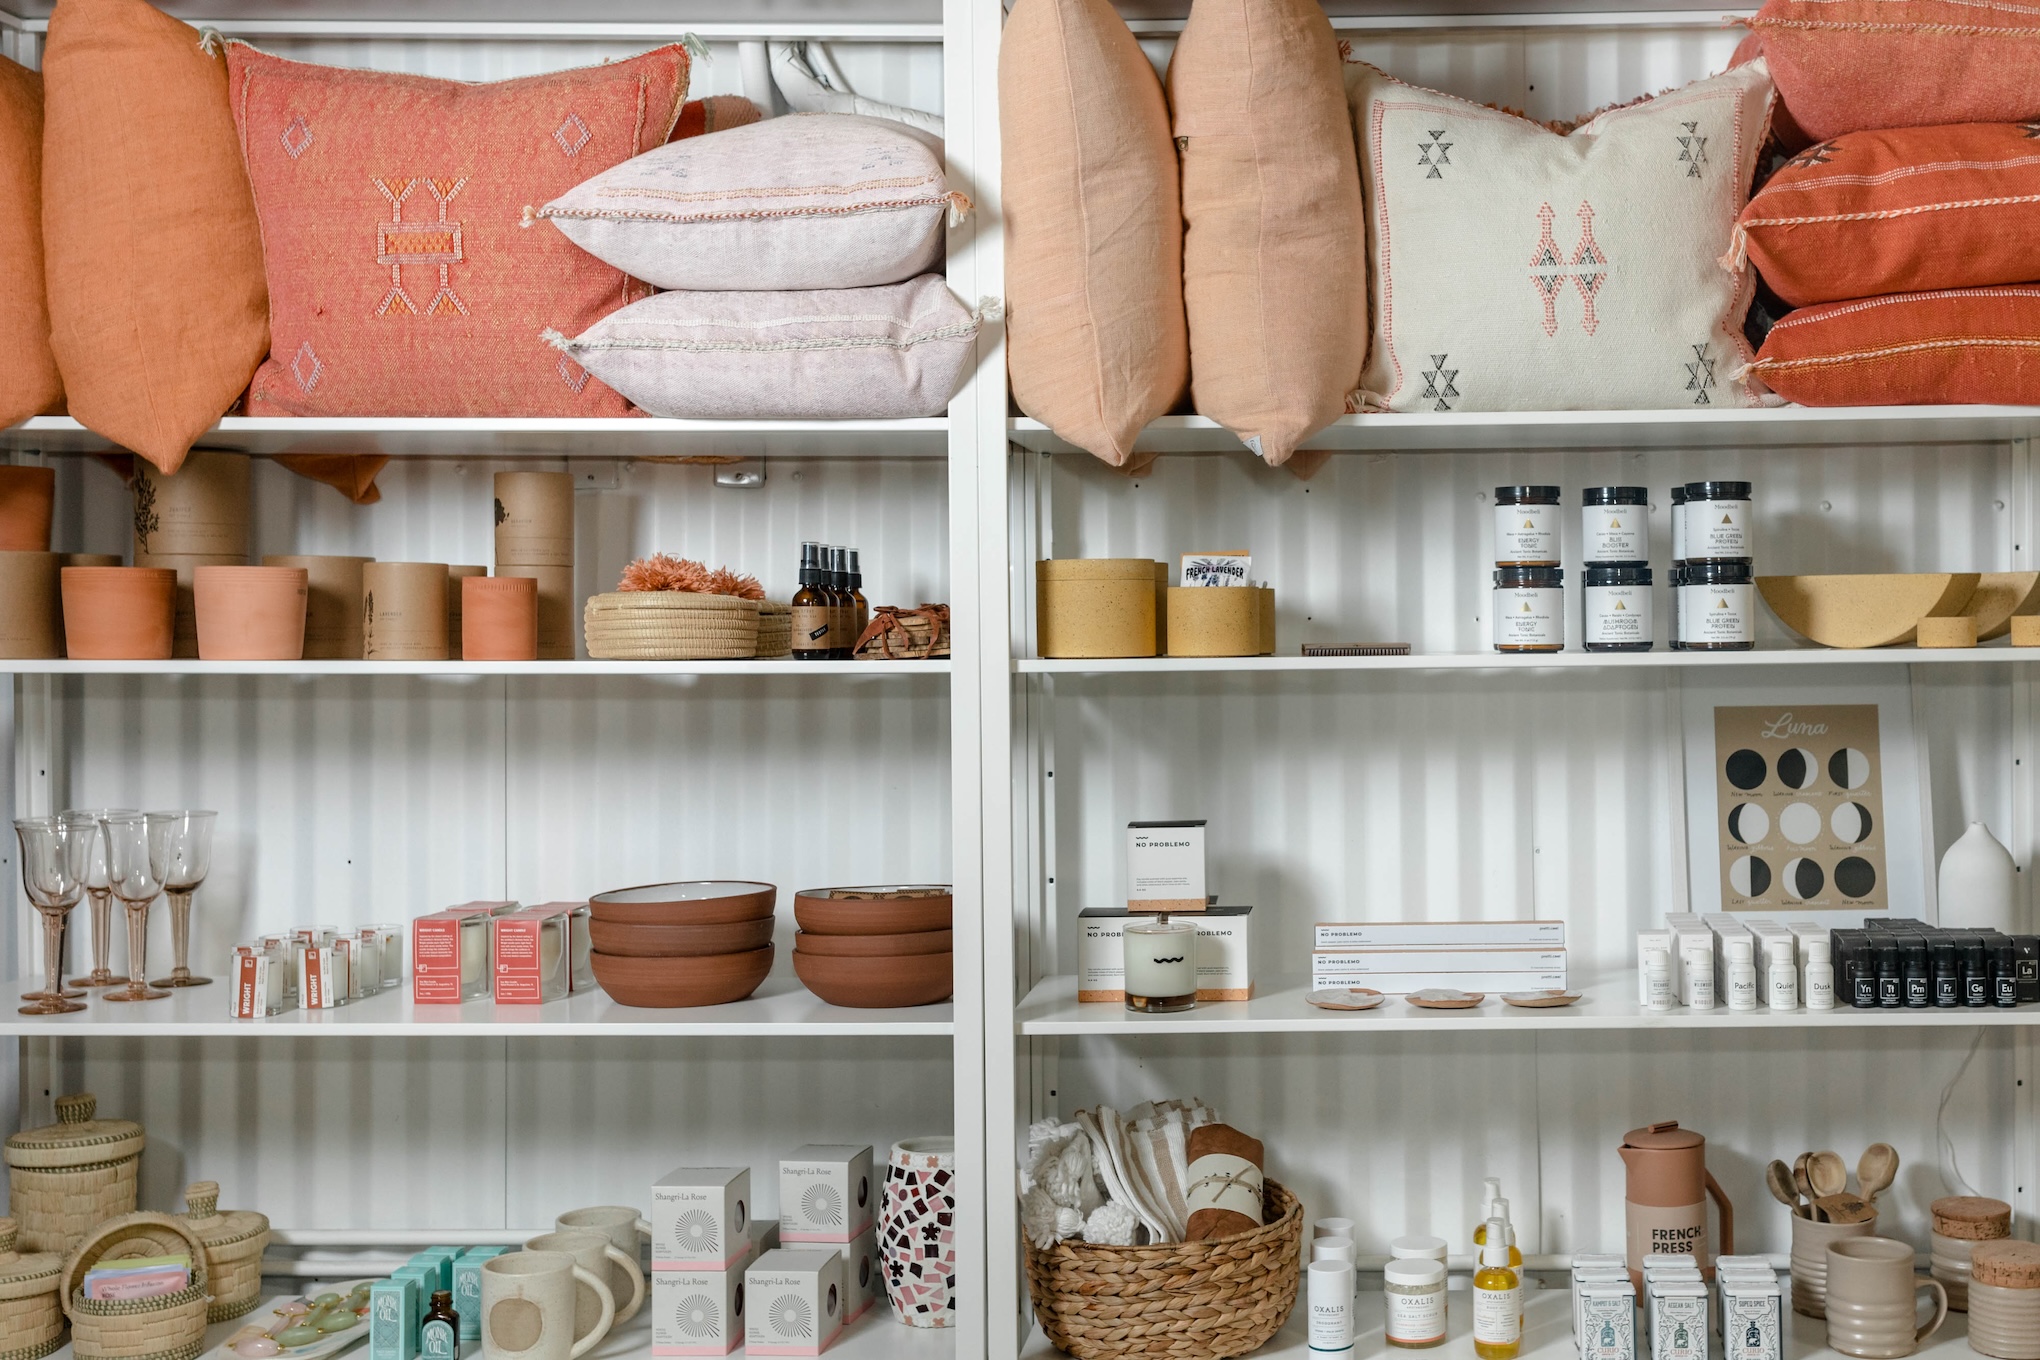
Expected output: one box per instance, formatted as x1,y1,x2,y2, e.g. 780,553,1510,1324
1501,989,1583,1008
210,1280,374,1360
1406,989,1484,1009
1306,988,1385,1012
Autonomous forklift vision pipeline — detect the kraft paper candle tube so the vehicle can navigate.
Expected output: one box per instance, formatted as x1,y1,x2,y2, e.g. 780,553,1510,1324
496,564,574,660
264,555,371,659
0,551,61,658
462,576,539,661
493,471,574,568
132,450,250,563
446,565,485,658
361,562,449,661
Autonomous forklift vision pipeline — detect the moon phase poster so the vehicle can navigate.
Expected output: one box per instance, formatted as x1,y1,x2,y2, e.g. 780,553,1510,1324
1712,704,1888,913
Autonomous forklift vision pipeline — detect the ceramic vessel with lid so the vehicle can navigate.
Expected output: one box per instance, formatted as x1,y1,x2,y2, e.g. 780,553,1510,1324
1617,1121,1733,1284
1933,1195,2011,1312
1967,1239,2040,1359
0,1215,64,1360
3,1093,144,1254
180,1180,270,1321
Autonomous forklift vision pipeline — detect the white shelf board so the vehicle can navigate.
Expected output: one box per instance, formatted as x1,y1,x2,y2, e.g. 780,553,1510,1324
1018,646,2033,675
5,658,948,678
1,415,948,459
1017,975,2040,1036
0,976,954,1037
1007,407,2040,454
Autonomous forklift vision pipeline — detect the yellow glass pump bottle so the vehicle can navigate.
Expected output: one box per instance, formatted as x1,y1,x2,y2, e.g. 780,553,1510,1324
1473,1218,1523,1360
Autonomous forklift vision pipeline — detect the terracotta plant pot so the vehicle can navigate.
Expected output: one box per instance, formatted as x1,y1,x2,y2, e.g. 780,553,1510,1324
194,566,308,661
793,887,953,937
591,945,773,1008
60,567,175,660
0,551,62,658
446,565,485,655
588,881,776,926
793,950,952,1008
462,575,539,662
0,465,55,551
587,917,775,958
794,929,952,958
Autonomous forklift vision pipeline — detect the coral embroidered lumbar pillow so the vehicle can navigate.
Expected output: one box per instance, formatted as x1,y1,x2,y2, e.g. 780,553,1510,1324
539,114,957,291
0,56,59,427
224,42,690,417
1167,0,1365,466
1738,124,2040,309
1745,288,2040,406
546,275,979,420
42,0,268,471
1349,60,1775,413
671,95,761,141
1747,0,2040,143
1001,0,1189,468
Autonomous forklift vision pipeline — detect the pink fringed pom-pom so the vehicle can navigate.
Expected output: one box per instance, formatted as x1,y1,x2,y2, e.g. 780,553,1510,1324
704,567,765,601
617,554,709,593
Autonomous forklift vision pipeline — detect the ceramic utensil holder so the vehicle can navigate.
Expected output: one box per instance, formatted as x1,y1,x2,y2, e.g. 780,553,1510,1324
463,575,539,661
1037,559,1159,658
882,1136,957,1328
1165,586,1266,658
60,1212,210,1360
362,562,450,661
1826,1236,1947,1360
481,1249,614,1360
0,1216,64,1360
1794,1213,1878,1318
0,465,55,552
193,566,308,661
498,564,574,660
264,555,371,659
446,564,486,656
0,552,61,658
179,1179,269,1322
58,568,175,662
494,472,574,568
1969,1240,2040,1359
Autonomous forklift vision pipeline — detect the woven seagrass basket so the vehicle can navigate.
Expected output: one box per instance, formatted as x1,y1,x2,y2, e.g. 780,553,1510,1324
755,602,791,658
584,592,760,660
62,1212,210,1360
1024,1179,1302,1360
179,1182,267,1322
5,1094,144,1256
0,1216,65,1360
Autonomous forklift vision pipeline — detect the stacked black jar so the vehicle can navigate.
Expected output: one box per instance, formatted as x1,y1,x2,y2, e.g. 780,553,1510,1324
1492,486,1564,653
1677,481,1755,651
1580,486,1652,652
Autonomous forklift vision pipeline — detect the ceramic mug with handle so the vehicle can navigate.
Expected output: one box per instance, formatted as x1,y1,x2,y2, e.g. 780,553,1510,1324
1826,1236,1949,1360
555,1205,648,1323
527,1229,644,1329
482,1249,615,1360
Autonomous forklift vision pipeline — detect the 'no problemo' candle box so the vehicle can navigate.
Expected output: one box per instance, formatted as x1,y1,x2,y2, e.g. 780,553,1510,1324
1079,906,1252,1002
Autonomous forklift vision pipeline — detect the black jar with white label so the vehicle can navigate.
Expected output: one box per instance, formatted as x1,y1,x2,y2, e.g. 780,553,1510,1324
1492,566,1564,652
1493,486,1561,566
1581,487,1648,565
1684,481,1753,563
1679,561,1755,650
1583,565,1653,652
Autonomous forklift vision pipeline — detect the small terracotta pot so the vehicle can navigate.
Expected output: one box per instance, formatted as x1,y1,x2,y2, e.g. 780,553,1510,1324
61,567,175,660
587,917,775,958
793,887,953,937
793,950,952,1008
462,575,539,662
588,882,777,926
0,466,55,551
194,566,308,661
794,929,952,958
446,565,485,655
591,945,773,1008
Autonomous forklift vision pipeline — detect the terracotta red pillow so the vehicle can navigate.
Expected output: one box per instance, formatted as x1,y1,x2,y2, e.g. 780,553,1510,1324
0,56,59,426
672,95,760,140
1739,123,2040,308
1746,288,2040,406
225,43,689,417
1748,0,2040,142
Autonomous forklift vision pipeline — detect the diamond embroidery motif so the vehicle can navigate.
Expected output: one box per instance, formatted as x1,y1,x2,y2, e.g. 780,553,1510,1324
1529,202,1607,336
290,341,324,394
558,355,591,393
1417,128,1453,179
280,116,314,161
1685,343,1718,406
373,176,470,318
554,113,592,158
1420,354,1459,412
1677,121,1708,178
1788,140,1839,168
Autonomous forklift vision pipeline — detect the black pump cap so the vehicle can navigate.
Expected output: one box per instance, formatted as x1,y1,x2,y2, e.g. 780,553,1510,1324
847,549,863,589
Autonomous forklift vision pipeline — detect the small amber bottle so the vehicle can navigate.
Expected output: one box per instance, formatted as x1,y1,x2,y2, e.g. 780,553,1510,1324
827,546,855,659
847,548,870,649
790,542,834,660
420,1290,459,1360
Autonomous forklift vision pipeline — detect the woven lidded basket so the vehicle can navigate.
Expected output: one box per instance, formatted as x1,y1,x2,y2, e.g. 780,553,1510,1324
179,1182,267,1322
0,1216,65,1360
584,592,761,660
62,1212,210,1360
1024,1179,1302,1360
755,602,791,658
5,1094,144,1256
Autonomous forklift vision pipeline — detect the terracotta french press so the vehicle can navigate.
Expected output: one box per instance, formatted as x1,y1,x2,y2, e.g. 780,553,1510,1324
1620,1120,1734,1284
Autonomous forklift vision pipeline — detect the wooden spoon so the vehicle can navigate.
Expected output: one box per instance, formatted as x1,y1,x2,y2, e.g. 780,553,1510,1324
1794,1153,1816,1204
1857,1143,1899,1206
1809,1150,1849,1199
1813,1192,1876,1225
1767,1160,1808,1217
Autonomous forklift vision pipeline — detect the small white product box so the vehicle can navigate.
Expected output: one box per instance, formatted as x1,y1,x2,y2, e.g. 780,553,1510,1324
779,1145,874,1244
1313,920,1566,949
1078,906,1253,1002
230,944,292,1018
1580,1280,1638,1360
836,1222,879,1323
652,1166,752,1270
745,1249,846,1357
1572,1265,1628,1345
1648,1280,1707,1360
650,1223,769,1356
1127,820,1206,911
412,911,491,1004
299,937,352,1010
1720,1275,1782,1360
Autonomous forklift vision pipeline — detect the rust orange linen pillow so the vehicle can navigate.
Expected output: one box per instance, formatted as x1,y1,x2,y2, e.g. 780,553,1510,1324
42,0,268,473
1746,288,2040,406
0,56,59,426
672,95,760,140
225,43,688,417
1748,0,2040,142
1739,124,2040,308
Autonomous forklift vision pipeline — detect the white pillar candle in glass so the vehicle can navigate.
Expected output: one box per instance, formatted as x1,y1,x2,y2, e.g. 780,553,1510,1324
1124,916,1197,1013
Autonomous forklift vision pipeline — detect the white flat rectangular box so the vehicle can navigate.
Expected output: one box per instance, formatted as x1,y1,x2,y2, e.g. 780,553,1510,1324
1313,920,1565,949
1309,965,1569,994
1581,1280,1637,1360
1310,948,1567,973
745,1249,847,1357
779,1145,874,1244
1127,821,1206,910
652,1166,752,1271
1078,906,1253,1002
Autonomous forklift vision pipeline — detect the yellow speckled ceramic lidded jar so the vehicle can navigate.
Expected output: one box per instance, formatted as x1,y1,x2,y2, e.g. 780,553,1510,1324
1036,559,1160,658
4,1093,143,1255
0,1216,65,1360
180,1180,269,1322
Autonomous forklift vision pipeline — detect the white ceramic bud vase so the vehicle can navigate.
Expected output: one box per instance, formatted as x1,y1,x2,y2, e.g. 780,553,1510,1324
1940,822,2019,935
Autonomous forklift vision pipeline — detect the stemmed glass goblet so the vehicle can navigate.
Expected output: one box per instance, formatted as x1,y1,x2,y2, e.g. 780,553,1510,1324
14,814,91,1015
102,811,167,1003
148,810,216,988
66,807,133,988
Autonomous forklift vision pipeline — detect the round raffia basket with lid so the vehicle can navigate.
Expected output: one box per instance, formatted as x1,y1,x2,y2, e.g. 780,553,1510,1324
179,1182,267,1322
5,1094,144,1256
583,592,760,660
0,1216,65,1360
62,1211,210,1360
755,602,791,658
1023,1179,1303,1360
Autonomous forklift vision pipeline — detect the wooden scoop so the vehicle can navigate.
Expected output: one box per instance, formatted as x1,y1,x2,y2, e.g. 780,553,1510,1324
1808,1150,1849,1199
1857,1143,1899,1206
1813,1192,1876,1225
1768,1159,1807,1217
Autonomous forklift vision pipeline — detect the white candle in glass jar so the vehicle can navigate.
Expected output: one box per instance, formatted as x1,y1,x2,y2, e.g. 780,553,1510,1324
1124,917,1196,1011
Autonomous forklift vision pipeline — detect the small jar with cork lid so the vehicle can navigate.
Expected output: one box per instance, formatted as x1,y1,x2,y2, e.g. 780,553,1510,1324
1966,1238,2040,1359
1931,1195,2011,1311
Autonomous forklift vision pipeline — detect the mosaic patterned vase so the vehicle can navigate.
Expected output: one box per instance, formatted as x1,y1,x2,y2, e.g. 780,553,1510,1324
882,1136,956,1328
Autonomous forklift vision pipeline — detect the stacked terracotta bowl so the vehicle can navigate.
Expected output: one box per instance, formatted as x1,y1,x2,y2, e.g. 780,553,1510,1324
588,881,776,1007
792,886,953,1008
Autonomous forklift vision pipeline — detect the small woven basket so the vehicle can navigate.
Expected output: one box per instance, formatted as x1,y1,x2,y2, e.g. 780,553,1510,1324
755,602,791,659
179,1182,267,1322
584,592,761,661
5,1094,144,1256
1024,1179,1302,1360
0,1217,65,1360
62,1212,210,1360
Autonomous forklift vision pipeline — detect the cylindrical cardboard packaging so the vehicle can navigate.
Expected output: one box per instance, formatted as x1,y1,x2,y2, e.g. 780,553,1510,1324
1036,559,1159,658
462,576,539,661
446,565,486,658
0,465,55,551
61,567,175,660
133,450,250,563
497,563,574,660
494,472,574,568
362,562,449,661
0,552,61,658
194,566,308,661
263,555,371,659
1166,586,1262,658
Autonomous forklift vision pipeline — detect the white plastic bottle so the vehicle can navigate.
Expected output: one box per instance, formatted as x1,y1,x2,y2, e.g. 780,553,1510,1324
1804,938,1836,1011
1726,937,1758,1011
1682,938,1716,1010
1309,1259,1356,1357
1765,937,1799,1011
1645,948,1675,1011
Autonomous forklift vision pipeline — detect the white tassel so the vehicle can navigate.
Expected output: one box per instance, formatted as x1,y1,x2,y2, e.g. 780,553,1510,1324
1082,1202,1139,1246
946,192,975,227
196,27,226,55
974,296,1006,324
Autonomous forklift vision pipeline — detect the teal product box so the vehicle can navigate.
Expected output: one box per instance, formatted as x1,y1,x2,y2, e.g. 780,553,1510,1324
392,1264,437,1325
370,1275,422,1360
454,1246,511,1340
410,1247,460,1294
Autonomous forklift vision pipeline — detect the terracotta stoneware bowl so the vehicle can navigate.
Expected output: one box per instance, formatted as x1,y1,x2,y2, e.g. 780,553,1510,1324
61,567,175,660
588,917,776,958
793,929,952,958
194,565,308,660
589,881,776,926
591,945,773,1008
793,886,952,937
792,950,952,1008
